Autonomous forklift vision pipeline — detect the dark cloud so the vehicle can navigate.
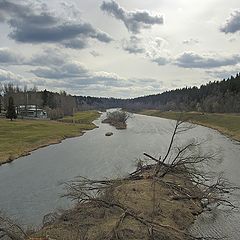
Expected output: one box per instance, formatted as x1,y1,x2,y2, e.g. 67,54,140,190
0,0,112,47
101,0,163,33
9,21,112,44
0,48,24,64
174,52,240,68
122,36,145,54
220,10,240,33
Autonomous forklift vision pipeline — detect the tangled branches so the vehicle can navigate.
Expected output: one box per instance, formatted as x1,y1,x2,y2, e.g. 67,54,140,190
0,213,27,240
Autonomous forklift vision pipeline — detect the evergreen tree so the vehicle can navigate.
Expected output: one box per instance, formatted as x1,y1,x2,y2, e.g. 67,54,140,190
6,96,17,121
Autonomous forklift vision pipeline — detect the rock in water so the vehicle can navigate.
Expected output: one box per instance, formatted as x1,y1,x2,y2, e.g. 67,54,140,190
105,132,113,136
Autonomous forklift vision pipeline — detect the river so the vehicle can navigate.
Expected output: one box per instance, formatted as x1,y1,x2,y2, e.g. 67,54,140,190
0,112,239,239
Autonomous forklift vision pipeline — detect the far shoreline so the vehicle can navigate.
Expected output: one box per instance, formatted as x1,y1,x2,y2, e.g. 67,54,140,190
136,110,240,143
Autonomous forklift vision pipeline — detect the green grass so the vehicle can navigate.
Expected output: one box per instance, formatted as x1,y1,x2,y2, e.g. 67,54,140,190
59,110,100,124
0,110,100,164
138,110,240,141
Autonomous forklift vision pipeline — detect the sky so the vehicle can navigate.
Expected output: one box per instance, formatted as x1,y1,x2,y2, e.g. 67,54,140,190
0,0,240,98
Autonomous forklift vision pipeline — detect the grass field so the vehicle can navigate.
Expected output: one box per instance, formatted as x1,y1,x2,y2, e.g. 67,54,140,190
0,110,100,164
59,110,100,124
138,110,240,142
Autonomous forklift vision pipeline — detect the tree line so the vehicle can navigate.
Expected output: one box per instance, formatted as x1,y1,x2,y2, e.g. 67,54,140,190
128,73,240,112
1,72,240,118
76,73,240,113
0,84,76,119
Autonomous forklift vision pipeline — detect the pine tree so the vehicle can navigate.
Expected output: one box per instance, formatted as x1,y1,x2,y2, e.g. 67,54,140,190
6,96,17,121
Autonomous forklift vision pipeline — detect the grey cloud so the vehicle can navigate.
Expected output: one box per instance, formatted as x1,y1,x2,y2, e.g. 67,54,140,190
90,51,101,57
31,64,125,87
9,22,112,44
0,48,24,64
220,10,240,33
0,68,27,85
206,68,240,79
31,62,89,79
0,0,31,21
1,0,112,47
60,2,81,19
27,56,163,97
95,31,113,42
28,48,68,66
152,56,170,66
101,0,163,33
61,38,88,49
122,36,145,54
0,0,57,25
29,60,141,89
174,52,240,68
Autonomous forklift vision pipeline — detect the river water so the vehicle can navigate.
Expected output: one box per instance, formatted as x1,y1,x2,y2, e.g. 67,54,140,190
0,113,239,238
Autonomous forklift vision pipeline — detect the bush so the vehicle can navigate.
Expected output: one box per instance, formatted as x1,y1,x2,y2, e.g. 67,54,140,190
102,110,129,129
106,111,129,123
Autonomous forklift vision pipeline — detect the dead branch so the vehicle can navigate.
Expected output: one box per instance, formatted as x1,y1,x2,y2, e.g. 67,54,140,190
0,213,27,240
63,177,187,240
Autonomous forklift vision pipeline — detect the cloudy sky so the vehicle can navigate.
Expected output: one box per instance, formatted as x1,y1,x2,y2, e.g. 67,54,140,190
0,0,240,98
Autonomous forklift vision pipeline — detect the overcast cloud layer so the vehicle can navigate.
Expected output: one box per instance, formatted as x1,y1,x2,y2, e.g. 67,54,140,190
0,0,239,97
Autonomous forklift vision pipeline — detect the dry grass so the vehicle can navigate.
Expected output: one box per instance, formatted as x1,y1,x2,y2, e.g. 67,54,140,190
35,170,202,240
0,111,100,165
59,111,100,124
138,110,240,142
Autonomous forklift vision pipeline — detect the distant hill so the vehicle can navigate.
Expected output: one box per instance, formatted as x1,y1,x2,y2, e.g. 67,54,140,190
76,73,240,113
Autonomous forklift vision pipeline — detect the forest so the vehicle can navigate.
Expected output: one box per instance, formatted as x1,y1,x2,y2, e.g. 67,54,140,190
76,73,240,113
1,73,240,119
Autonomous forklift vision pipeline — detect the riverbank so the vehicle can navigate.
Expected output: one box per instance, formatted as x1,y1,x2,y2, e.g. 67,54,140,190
137,110,240,142
33,165,203,240
0,110,100,165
